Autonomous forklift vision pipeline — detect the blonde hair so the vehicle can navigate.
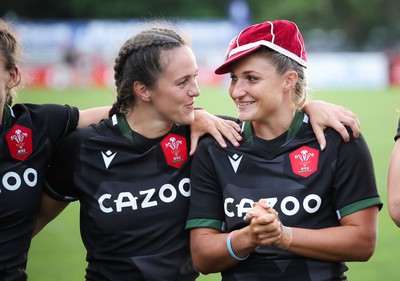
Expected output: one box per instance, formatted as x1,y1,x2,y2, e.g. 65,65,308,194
258,47,308,110
0,19,22,105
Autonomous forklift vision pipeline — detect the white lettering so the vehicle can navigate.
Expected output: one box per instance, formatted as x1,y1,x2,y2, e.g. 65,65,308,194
24,168,37,187
224,194,322,217
140,188,157,208
264,197,278,208
178,178,191,197
159,184,177,203
237,198,253,217
281,196,300,216
1,168,38,192
114,192,138,212
303,194,322,213
2,172,21,191
224,198,235,218
96,177,190,213
98,194,113,213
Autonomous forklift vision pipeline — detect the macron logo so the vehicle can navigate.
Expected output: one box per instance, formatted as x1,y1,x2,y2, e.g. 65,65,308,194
228,153,243,173
101,150,117,169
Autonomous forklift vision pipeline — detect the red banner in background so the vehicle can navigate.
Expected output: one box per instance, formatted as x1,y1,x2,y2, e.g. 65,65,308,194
23,63,226,89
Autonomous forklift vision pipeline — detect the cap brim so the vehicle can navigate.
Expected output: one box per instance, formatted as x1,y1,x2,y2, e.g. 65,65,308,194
214,46,262,75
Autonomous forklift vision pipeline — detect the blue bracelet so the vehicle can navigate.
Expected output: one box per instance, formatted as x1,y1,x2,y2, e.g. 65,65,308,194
226,231,249,261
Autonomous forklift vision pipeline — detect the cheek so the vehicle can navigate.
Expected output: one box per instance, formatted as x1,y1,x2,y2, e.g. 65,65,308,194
228,84,235,99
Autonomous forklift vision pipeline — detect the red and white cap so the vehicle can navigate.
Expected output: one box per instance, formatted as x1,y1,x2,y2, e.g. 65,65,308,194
215,20,307,74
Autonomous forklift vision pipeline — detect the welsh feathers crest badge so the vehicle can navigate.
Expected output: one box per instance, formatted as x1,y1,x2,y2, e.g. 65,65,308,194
160,133,187,168
289,145,319,178
6,124,33,161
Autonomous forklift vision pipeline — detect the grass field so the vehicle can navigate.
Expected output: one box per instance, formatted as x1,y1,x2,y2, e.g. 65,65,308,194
19,85,400,281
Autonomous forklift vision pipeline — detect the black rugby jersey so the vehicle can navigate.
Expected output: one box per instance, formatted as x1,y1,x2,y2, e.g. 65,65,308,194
45,113,198,281
0,103,79,280
186,112,382,281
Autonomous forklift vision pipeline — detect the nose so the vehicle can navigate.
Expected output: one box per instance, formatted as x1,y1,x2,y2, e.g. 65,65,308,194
229,81,245,99
188,81,200,97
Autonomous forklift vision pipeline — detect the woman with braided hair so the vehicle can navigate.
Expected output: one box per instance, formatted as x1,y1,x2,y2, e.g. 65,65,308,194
36,25,244,281
35,23,362,280
0,19,239,280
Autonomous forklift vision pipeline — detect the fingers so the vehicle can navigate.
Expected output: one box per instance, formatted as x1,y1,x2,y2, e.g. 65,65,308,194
210,125,229,148
191,110,242,151
243,202,285,247
223,120,242,133
338,112,361,139
189,134,199,156
218,120,242,147
246,211,282,245
243,204,276,223
305,100,361,149
330,120,351,142
203,119,242,148
314,126,327,151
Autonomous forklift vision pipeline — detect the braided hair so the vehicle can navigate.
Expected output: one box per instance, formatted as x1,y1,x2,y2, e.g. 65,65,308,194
0,19,22,106
109,27,186,116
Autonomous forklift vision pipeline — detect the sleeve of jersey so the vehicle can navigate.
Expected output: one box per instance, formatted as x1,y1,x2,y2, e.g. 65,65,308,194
395,117,400,141
333,133,383,219
186,137,226,231
39,104,79,145
44,130,81,202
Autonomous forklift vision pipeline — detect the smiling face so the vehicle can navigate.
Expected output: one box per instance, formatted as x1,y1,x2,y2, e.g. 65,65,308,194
147,45,200,125
229,52,293,119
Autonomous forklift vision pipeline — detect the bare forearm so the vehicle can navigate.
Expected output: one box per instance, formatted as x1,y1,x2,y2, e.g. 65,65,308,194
33,194,69,237
289,224,376,261
190,227,258,274
387,140,400,227
78,106,110,128
191,232,237,273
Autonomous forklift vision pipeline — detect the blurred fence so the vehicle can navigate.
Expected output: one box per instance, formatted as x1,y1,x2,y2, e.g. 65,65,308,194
14,19,397,90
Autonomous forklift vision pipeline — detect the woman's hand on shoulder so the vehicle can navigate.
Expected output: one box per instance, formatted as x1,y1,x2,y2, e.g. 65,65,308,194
303,100,360,151
190,109,242,155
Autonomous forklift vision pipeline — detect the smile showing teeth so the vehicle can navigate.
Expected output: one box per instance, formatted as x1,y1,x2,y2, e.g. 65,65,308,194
238,101,254,106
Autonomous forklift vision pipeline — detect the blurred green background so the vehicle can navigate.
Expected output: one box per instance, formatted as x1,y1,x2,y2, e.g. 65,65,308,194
18,85,400,280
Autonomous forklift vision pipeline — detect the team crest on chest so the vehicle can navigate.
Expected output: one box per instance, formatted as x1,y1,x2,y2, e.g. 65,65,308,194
289,145,319,178
6,124,33,161
160,133,187,168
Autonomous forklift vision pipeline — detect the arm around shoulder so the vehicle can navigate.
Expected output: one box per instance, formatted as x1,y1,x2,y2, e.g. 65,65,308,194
78,106,110,128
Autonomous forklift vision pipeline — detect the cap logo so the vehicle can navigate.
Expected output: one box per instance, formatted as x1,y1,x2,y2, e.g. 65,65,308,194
161,133,188,168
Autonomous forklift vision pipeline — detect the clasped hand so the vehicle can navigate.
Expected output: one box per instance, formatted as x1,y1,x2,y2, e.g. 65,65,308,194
244,199,292,250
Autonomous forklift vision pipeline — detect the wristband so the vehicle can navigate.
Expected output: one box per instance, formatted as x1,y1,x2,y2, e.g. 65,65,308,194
226,230,249,261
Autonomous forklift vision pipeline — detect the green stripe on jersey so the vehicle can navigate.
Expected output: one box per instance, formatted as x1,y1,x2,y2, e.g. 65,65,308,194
185,219,223,230
337,197,383,219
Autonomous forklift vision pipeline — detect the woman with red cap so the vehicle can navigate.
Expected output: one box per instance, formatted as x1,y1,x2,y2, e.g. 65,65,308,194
186,19,382,280
32,21,365,280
